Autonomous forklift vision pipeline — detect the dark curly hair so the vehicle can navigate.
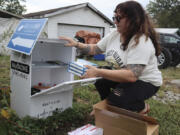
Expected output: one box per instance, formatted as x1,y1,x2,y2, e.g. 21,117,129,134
114,1,161,56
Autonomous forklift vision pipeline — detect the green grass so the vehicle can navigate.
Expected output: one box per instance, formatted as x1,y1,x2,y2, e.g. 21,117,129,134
147,99,180,135
0,55,10,88
0,56,180,135
160,67,180,94
161,67,180,80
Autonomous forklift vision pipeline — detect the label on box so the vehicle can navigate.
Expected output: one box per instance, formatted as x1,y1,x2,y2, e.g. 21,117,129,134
11,60,30,74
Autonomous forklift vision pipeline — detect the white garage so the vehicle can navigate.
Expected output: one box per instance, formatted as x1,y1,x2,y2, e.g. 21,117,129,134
58,24,104,38
24,3,114,38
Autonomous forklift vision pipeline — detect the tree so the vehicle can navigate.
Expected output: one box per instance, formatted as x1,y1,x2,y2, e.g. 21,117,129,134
0,0,26,15
147,0,180,28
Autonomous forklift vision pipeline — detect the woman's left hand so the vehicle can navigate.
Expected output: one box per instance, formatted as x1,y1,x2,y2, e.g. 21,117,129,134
81,65,99,79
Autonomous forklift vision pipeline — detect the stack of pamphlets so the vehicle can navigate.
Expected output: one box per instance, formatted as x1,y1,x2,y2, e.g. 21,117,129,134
68,59,97,76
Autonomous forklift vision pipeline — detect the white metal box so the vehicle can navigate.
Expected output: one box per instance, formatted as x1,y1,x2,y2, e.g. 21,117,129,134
10,38,98,118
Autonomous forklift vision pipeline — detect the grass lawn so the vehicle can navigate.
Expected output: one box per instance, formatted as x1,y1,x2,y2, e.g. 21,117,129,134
0,55,179,135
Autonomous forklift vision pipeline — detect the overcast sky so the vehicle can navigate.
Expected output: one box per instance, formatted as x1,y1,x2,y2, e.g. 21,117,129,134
24,0,150,19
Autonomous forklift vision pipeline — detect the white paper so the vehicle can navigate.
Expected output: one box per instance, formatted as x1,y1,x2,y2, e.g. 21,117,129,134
68,124,103,135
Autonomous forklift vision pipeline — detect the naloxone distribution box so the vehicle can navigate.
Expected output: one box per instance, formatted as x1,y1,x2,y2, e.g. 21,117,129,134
93,100,159,135
8,19,99,118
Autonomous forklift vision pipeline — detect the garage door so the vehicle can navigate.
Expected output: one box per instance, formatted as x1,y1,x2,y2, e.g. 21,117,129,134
58,24,104,38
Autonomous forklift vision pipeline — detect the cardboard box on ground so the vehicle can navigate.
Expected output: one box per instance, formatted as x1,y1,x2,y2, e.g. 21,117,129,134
93,100,159,135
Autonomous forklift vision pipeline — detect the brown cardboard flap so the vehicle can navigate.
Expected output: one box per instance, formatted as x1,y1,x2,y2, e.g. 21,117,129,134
147,124,159,135
95,108,147,135
99,109,120,118
93,100,158,124
96,121,134,135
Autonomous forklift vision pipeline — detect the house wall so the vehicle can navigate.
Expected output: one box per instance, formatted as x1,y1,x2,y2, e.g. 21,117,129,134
46,7,111,38
0,7,112,55
0,17,20,55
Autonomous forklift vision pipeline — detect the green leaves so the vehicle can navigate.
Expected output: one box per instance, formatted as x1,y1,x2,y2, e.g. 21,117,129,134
0,0,26,15
147,0,180,28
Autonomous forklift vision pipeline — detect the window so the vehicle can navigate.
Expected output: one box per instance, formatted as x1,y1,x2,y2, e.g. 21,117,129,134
159,34,164,43
164,35,180,43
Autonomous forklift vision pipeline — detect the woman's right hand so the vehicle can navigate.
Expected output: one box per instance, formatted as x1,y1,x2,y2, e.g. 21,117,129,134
59,36,78,47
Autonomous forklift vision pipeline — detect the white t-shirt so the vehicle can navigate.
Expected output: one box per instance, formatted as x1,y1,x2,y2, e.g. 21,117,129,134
97,30,162,86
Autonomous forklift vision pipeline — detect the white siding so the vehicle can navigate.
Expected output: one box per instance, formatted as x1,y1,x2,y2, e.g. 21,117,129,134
47,7,111,38
58,24,104,38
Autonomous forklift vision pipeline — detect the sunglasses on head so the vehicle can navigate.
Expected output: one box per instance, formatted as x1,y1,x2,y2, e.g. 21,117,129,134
112,16,124,23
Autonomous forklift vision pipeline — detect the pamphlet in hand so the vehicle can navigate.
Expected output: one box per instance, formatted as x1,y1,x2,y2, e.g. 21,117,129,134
76,59,98,67
68,59,97,76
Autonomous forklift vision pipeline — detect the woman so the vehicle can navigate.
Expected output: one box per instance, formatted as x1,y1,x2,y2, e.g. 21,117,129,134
60,1,162,114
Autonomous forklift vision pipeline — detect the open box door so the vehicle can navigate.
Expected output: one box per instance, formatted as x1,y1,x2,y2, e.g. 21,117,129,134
31,77,101,98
